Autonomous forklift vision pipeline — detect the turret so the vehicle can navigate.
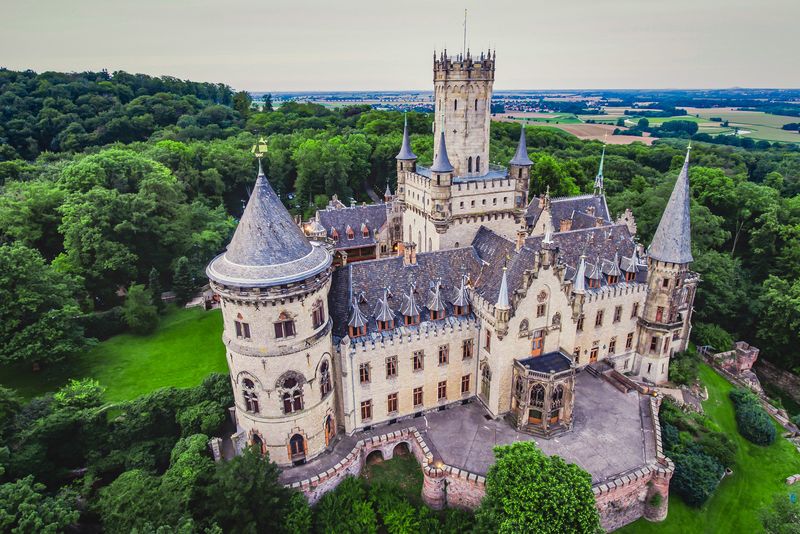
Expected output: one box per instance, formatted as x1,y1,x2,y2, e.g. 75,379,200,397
395,113,416,204
429,121,454,232
494,266,511,338
509,125,533,211
637,144,697,384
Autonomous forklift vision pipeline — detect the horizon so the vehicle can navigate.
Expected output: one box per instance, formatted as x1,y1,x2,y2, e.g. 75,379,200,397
4,0,799,91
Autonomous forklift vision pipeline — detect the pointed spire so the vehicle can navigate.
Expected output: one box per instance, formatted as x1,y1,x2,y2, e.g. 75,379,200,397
510,125,533,166
400,284,421,318
396,113,417,160
430,115,454,173
384,182,393,200
573,255,587,294
648,145,693,264
587,256,604,281
373,288,394,322
496,267,510,310
452,274,470,307
427,280,446,312
593,144,605,196
348,297,368,330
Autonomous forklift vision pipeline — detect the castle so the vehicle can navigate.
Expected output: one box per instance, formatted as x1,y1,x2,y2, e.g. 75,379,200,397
206,49,696,529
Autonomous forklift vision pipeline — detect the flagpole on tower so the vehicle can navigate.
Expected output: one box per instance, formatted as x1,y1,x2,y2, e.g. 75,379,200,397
463,9,468,58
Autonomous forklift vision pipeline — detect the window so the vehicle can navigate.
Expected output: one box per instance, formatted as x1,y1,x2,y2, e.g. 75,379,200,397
614,306,622,323
430,309,444,321
590,347,599,362
454,303,470,316
476,156,481,172
462,339,474,359
485,330,492,352
438,345,449,365
650,336,658,352
631,302,639,318
663,336,670,354
625,270,636,282
673,329,681,341
413,387,423,407
536,304,546,317
461,374,471,394
588,278,601,289
608,275,619,284
468,157,473,173
647,363,652,374
359,363,371,384
471,200,475,207
454,99,458,111
662,278,670,289
349,324,366,338
577,315,585,332
362,225,369,237
282,390,303,414
437,380,447,401
481,365,491,399
386,356,397,378
312,300,325,328
595,310,604,327
474,98,478,111
387,392,398,414
360,400,372,421
274,315,295,339
656,306,664,322
235,320,251,339
573,347,580,362
609,337,617,354
346,226,354,240
242,379,259,413
531,384,545,407
552,385,564,409
626,332,634,350
320,361,332,398
377,318,394,331
413,350,424,371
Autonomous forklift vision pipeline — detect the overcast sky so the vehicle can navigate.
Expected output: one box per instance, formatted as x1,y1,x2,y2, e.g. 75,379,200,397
3,0,799,91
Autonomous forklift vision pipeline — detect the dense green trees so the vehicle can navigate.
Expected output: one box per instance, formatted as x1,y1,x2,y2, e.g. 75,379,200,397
730,389,777,446
761,494,800,533
474,441,600,534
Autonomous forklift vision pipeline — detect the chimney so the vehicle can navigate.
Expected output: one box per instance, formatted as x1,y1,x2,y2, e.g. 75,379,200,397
586,206,595,216
560,219,572,232
403,241,417,266
595,218,605,228
516,228,526,252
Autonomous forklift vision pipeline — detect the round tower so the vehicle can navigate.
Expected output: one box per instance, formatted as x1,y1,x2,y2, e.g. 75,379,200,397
429,125,454,233
508,124,533,217
207,161,336,466
395,114,417,207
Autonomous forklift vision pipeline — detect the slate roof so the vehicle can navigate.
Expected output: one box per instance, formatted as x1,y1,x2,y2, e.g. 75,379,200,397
550,194,611,231
524,200,544,227
396,114,417,160
207,167,330,287
519,351,572,373
317,203,388,250
509,125,533,166
648,146,693,264
430,129,454,173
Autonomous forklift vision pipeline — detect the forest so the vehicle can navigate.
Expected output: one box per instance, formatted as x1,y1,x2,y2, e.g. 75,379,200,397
0,67,799,530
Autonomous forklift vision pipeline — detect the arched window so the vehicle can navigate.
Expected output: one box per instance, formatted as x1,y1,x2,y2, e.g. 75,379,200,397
289,433,306,461
293,390,303,411
312,299,325,329
279,374,304,414
481,364,492,400
324,415,335,446
514,376,525,400
476,156,481,173
251,432,264,454
320,360,332,398
242,379,259,414
474,98,478,111
454,99,458,111
552,384,564,409
518,168,523,179
531,384,545,407
468,157,473,173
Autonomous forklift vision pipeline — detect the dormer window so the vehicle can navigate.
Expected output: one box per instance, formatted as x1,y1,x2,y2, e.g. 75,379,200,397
346,226,354,240
377,319,394,331
607,275,619,285
349,325,366,338
331,228,339,241
453,304,470,316
405,314,419,326
362,224,369,237
625,271,636,282
588,278,601,289
430,309,444,321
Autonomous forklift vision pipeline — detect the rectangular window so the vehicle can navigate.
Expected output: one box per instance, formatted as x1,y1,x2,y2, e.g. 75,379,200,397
623,358,629,370
437,380,447,401
650,336,658,352
595,310,604,327
413,386,423,407
359,363,370,384
656,306,664,322
461,374,470,394
485,330,492,352
577,315,585,332
609,337,617,354
662,278,670,289
312,304,325,328
386,356,397,378
274,320,295,339
626,332,634,349
673,330,681,341
360,400,372,421
413,350,424,372
614,306,622,323
462,339,474,359
536,303,546,317
631,302,639,318
235,321,251,339
438,345,449,365
387,392,398,414
573,347,580,362
663,337,670,354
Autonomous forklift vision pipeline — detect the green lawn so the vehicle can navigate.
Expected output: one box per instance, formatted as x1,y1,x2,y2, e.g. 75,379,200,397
621,363,800,533
0,306,226,402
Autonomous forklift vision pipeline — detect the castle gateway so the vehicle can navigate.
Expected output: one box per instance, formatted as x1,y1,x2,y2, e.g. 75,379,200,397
206,49,695,531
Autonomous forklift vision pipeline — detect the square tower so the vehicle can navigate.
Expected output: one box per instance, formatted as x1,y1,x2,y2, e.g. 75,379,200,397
433,50,495,178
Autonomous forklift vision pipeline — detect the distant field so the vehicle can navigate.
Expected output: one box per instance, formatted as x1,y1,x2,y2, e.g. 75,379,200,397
495,114,654,145
680,107,800,143
497,112,582,124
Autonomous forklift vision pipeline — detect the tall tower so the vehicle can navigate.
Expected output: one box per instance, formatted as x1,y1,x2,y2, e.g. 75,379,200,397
433,50,495,177
207,156,336,466
637,145,697,384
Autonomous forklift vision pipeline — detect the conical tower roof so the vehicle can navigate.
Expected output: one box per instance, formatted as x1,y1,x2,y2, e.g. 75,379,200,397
206,164,330,287
648,146,693,264
396,114,417,160
430,128,454,173
496,267,510,310
573,255,587,294
509,125,533,166
593,145,605,195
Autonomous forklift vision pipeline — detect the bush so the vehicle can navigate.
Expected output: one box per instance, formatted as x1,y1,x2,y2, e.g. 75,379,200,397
80,306,127,340
314,477,376,534
730,389,776,446
176,400,225,437
697,431,738,467
670,449,724,506
122,284,159,335
692,322,734,353
670,349,700,385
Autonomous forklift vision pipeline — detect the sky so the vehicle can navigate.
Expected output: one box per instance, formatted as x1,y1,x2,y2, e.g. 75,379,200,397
2,0,799,91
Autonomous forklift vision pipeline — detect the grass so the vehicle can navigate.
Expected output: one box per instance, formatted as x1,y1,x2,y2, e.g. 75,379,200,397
621,363,800,533
361,448,424,506
0,306,226,402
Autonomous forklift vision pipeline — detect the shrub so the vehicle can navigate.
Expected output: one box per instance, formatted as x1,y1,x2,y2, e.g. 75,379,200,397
176,400,225,437
730,389,776,446
697,431,738,467
122,284,159,335
80,306,127,340
692,322,734,353
670,449,724,506
670,349,700,385
314,477,377,534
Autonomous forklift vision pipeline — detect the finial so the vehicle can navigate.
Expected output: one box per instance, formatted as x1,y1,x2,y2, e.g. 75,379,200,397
251,136,268,175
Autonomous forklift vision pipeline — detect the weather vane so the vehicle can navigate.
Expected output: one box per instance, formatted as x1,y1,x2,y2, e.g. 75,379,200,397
251,136,268,161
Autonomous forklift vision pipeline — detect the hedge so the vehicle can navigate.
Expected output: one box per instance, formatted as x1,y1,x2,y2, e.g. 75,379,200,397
729,389,777,446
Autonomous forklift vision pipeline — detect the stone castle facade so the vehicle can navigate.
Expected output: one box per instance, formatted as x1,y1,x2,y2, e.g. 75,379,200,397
206,49,697,529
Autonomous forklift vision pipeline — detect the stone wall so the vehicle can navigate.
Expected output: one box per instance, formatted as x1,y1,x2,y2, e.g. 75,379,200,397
756,359,800,405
